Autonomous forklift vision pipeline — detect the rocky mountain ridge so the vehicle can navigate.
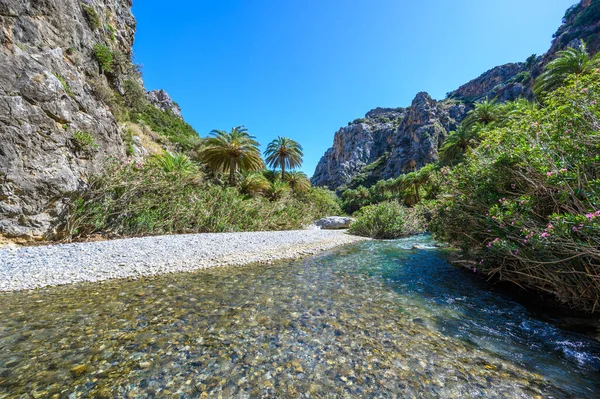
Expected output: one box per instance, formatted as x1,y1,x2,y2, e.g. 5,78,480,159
0,0,193,238
312,0,599,190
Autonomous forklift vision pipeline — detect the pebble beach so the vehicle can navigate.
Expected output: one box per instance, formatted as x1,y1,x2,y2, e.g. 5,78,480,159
0,230,367,292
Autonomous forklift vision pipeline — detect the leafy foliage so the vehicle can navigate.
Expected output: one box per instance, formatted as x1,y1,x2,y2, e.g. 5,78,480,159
348,201,425,239
81,3,100,30
150,152,197,175
122,79,147,113
533,40,599,98
72,130,98,153
93,43,113,73
131,104,200,151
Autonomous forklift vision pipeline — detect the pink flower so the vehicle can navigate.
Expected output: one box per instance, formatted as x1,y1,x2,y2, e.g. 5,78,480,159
573,226,578,232
581,88,588,93
541,232,550,238
592,100,597,105
546,171,553,177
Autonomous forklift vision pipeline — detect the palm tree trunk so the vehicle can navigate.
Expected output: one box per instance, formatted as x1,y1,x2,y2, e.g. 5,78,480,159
229,158,236,186
281,159,285,181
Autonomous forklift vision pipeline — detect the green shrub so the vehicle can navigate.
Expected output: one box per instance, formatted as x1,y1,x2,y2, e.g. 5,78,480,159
298,187,342,216
81,3,100,30
122,79,147,112
131,104,199,150
72,130,98,153
513,71,531,84
93,43,113,73
349,201,425,239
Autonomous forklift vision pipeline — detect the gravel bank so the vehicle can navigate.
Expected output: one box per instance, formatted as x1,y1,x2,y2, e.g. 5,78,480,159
0,230,367,291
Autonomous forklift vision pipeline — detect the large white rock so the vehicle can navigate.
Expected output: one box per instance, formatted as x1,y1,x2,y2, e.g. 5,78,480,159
313,216,355,230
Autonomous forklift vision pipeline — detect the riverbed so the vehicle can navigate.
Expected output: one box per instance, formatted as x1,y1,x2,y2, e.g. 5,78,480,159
0,235,598,398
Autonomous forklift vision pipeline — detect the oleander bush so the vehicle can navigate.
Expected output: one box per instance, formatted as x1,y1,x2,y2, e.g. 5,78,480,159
428,70,600,311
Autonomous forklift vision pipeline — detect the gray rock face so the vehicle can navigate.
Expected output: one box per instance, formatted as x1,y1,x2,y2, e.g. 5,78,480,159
147,89,182,119
314,217,355,230
0,0,136,238
311,92,467,190
449,63,529,102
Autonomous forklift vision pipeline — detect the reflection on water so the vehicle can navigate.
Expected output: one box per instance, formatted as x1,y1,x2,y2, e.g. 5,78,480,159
0,235,598,398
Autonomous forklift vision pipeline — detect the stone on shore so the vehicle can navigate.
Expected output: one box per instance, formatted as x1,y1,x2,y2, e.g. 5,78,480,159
314,217,355,229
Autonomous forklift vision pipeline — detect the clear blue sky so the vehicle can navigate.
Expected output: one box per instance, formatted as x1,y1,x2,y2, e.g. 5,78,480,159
132,0,575,176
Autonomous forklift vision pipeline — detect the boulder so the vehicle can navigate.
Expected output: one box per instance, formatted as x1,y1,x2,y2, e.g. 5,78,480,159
314,216,355,230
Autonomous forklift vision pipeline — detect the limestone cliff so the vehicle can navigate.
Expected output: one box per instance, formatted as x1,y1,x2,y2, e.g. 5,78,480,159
311,94,468,189
312,0,600,191
0,0,192,238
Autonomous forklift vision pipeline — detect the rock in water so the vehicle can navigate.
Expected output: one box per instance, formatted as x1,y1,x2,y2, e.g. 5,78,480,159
314,217,355,230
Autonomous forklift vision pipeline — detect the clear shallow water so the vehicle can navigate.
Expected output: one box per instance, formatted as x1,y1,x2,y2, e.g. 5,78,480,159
0,235,598,398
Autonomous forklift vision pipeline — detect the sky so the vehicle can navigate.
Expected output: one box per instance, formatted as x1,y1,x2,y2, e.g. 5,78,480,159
132,0,576,177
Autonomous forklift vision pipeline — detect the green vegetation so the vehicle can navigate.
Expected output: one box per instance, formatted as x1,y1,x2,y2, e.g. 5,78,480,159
106,24,116,41
93,43,113,73
201,126,264,186
513,71,531,84
72,130,98,153
81,3,100,30
341,153,389,191
533,40,599,98
131,104,200,150
122,79,147,112
285,171,311,193
349,202,425,239
264,136,304,180
53,73,72,96
62,155,339,238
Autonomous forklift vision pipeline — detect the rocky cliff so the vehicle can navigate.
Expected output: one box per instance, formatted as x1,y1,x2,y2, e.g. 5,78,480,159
0,0,193,238
312,0,599,190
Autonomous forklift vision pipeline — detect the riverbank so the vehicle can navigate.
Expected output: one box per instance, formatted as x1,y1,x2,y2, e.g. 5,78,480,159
0,230,367,291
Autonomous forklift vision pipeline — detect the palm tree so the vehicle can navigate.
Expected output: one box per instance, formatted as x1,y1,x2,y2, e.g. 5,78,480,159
240,172,271,197
392,167,431,205
265,180,290,201
439,125,478,164
201,126,264,186
285,171,311,193
533,40,599,97
264,136,304,180
151,152,197,175
463,97,501,128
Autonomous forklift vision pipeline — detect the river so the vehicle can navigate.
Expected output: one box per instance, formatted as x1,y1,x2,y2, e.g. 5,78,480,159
0,235,598,398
